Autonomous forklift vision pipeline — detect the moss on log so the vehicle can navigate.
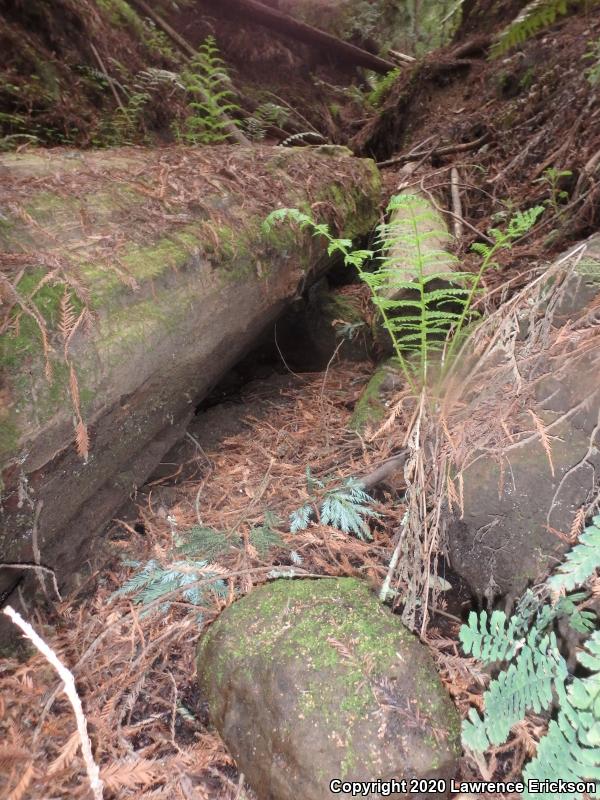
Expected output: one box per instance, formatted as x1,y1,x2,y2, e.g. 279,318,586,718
0,143,381,599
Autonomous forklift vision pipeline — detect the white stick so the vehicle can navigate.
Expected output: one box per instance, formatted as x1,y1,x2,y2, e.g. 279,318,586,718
450,167,464,240
3,605,104,800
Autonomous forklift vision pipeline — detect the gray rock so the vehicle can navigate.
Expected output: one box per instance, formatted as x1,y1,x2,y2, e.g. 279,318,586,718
197,578,460,800
447,237,600,602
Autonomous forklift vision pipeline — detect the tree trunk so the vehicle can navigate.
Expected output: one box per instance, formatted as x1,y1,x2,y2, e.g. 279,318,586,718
201,0,397,74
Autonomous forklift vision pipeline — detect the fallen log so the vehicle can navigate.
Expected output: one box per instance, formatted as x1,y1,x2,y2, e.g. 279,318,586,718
200,0,397,74
0,144,381,604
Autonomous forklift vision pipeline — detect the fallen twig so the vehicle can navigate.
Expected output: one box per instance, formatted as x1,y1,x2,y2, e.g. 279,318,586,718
3,605,104,800
377,132,491,169
450,167,464,240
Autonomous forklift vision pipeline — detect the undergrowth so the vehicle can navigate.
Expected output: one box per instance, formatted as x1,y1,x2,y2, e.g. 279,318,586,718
461,515,600,799
263,194,543,389
175,35,242,145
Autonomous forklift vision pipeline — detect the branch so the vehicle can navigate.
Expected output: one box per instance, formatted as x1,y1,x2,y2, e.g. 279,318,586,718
377,132,491,168
357,452,408,492
3,605,103,800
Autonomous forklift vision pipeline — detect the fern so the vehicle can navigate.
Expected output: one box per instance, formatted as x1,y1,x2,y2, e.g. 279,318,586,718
523,631,600,798
243,102,289,141
264,198,541,387
492,0,600,57
366,67,401,108
175,525,240,560
179,35,241,144
288,469,378,539
459,609,522,663
460,512,600,796
249,512,285,556
280,131,327,147
548,514,600,593
462,629,567,749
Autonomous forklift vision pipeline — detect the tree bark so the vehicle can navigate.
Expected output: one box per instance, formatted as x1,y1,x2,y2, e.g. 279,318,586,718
201,0,397,74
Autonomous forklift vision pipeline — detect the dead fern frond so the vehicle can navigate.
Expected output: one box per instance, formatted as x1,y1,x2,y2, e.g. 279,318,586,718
0,745,30,773
47,730,80,775
69,365,90,460
569,506,587,542
527,408,555,476
100,758,159,791
6,762,35,800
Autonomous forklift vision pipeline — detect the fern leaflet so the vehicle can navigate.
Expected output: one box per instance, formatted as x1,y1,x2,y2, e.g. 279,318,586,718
547,514,600,593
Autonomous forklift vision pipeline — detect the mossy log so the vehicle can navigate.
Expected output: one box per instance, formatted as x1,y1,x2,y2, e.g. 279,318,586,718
0,144,380,601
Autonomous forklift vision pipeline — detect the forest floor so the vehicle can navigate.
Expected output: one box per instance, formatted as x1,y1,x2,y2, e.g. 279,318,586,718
2,2,600,799
1,362,504,800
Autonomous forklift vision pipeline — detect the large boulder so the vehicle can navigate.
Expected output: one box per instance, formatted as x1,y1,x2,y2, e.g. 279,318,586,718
447,237,600,602
0,145,380,601
197,578,461,800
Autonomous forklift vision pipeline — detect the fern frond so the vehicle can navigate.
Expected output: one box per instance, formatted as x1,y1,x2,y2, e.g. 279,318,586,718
459,609,521,663
280,131,327,147
548,515,600,593
463,630,566,749
175,526,239,560
180,35,241,145
320,481,379,540
523,630,600,798
491,0,592,57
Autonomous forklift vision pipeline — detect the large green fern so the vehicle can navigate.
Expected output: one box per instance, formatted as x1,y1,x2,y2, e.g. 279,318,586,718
263,197,543,388
178,35,241,144
492,0,600,57
460,513,600,796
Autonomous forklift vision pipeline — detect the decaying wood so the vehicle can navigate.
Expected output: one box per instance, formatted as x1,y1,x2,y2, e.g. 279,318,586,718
377,132,491,168
202,0,397,74
358,451,408,491
129,0,250,145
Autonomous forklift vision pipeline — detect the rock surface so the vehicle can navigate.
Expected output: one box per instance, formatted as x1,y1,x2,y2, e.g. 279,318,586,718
0,145,380,602
197,578,460,800
447,237,600,601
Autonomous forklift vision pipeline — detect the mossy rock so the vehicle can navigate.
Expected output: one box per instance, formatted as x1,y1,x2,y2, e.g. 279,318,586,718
350,359,403,433
197,578,460,800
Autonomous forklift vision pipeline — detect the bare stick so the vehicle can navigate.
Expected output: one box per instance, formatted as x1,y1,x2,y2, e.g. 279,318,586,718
3,605,103,800
358,452,408,491
89,43,126,114
450,167,464,240
377,132,490,168
1,562,62,602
